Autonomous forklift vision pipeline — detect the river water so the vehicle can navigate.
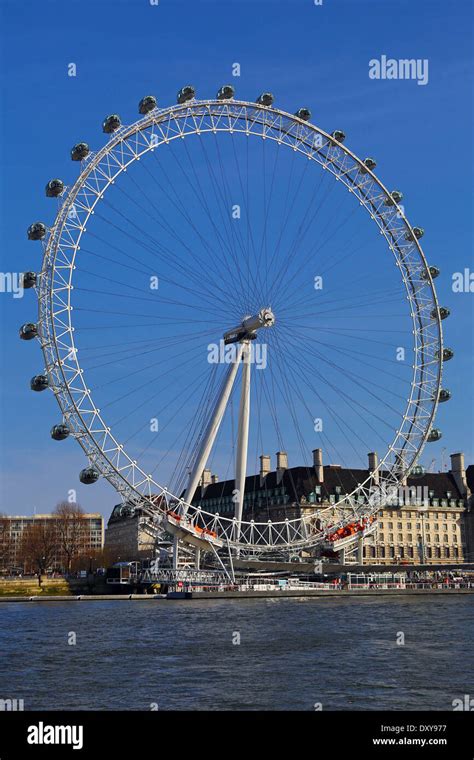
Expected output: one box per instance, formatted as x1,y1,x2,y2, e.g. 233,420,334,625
0,596,472,710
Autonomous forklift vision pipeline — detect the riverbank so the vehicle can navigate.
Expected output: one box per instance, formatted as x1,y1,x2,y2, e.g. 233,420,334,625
1,587,473,602
0,577,97,597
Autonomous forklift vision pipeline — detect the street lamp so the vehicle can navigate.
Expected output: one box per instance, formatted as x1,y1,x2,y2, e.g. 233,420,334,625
418,506,428,565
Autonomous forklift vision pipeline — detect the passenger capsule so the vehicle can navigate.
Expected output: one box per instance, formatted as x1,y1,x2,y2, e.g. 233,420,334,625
435,347,454,362
359,157,376,174
384,190,403,206
19,322,38,340
71,142,90,161
51,423,70,441
79,467,100,484
438,388,451,403
410,465,425,478
45,179,64,198
217,85,235,100
431,306,450,320
421,265,440,281
102,114,121,133
177,86,195,104
427,428,442,442
22,272,37,289
295,108,311,121
330,130,346,144
138,95,157,114
27,222,46,241
30,375,49,392
405,226,424,242
256,92,274,106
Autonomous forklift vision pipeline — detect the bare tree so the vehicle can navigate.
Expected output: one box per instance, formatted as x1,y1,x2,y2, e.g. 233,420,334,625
0,514,12,573
53,501,87,572
19,523,57,575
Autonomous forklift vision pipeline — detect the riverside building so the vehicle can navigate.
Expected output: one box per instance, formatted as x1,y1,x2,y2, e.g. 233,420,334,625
104,450,473,566
190,450,472,565
0,513,104,573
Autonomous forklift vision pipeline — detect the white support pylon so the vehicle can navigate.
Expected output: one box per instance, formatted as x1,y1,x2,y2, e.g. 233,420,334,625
234,341,251,542
184,342,244,506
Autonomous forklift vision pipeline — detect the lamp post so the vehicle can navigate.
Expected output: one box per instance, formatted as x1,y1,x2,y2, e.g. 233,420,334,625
418,506,428,565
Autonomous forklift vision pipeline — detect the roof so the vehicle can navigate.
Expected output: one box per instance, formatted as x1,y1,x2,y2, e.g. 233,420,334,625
191,464,466,505
466,464,474,493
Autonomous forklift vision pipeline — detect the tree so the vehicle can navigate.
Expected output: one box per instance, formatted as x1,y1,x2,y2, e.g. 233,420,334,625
53,501,87,572
0,514,12,573
19,523,57,575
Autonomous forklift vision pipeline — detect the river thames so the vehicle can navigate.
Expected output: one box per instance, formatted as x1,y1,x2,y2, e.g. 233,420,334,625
0,596,472,711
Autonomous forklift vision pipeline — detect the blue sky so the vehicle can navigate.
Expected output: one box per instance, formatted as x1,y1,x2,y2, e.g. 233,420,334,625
0,0,473,519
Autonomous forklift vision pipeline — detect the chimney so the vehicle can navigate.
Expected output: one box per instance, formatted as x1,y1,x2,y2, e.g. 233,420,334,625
450,453,468,497
260,454,271,485
276,451,288,484
211,474,219,484
368,452,379,485
313,448,323,482
200,468,212,489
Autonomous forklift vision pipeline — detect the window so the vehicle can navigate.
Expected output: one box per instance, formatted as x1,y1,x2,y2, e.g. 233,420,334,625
407,533,413,542
407,522,412,529
397,522,402,529
443,534,449,543
398,533,403,542
388,522,393,529
379,533,384,541
389,534,394,543
435,534,440,543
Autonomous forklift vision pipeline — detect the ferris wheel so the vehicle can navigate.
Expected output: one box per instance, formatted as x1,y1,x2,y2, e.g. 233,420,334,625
20,84,452,563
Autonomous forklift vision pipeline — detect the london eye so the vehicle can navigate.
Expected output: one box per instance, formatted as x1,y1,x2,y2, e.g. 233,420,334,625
20,85,451,567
